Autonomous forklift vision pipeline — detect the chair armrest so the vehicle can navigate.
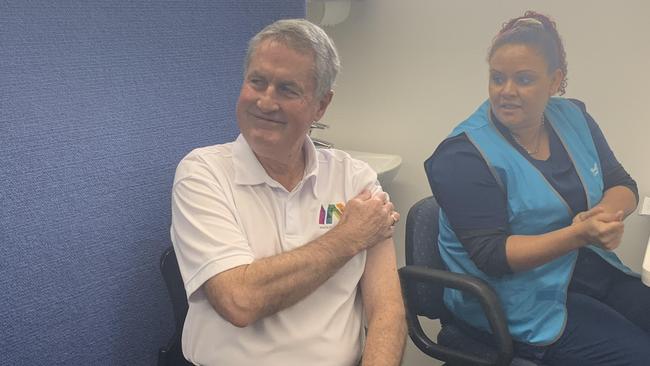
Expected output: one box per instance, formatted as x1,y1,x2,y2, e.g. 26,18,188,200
399,265,513,366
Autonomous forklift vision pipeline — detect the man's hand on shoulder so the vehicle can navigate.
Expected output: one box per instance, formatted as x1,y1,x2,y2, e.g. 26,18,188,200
331,190,400,255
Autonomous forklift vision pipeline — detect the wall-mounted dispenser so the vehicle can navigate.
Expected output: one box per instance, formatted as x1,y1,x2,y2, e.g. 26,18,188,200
307,0,352,26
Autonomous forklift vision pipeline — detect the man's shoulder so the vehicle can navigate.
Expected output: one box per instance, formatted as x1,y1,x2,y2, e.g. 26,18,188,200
316,148,372,173
184,142,235,162
316,148,379,195
174,142,236,181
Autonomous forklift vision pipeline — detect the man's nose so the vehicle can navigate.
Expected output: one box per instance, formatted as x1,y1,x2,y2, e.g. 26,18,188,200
256,89,279,112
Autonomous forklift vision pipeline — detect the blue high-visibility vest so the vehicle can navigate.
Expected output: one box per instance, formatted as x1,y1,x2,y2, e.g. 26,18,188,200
438,97,634,345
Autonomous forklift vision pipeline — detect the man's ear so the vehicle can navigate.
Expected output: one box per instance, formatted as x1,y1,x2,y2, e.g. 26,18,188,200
314,90,334,121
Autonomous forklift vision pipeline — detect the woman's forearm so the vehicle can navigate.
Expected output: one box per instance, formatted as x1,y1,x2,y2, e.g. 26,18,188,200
505,225,588,272
593,185,638,218
505,208,625,272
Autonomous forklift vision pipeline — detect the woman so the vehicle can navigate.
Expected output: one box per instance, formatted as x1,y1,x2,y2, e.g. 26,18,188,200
425,11,650,365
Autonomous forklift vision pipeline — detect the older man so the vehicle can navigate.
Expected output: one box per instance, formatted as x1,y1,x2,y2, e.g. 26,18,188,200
171,19,405,366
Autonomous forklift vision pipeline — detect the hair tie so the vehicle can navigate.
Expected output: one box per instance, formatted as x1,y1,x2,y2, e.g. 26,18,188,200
513,17,544,29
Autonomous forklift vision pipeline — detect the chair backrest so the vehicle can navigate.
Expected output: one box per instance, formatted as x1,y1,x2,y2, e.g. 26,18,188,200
160,247,189,333
404,196,450,320
158,247,194,366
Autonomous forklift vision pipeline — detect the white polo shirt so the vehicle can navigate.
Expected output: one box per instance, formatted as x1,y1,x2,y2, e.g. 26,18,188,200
170,134,382,366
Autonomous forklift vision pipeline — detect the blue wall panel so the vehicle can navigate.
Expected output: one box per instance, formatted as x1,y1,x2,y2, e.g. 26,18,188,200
0,1,305,364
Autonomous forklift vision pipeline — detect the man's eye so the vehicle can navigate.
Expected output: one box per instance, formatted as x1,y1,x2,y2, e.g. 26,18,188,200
280,85,299,97
249,78,264,87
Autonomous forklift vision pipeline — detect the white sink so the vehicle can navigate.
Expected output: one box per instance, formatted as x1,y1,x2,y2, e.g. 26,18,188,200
346,150,402,185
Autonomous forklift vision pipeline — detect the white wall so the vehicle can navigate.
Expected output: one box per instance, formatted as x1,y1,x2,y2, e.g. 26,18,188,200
309,1,650,365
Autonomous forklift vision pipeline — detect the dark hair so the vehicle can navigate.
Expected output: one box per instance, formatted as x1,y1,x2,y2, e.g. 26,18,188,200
488,11,568,95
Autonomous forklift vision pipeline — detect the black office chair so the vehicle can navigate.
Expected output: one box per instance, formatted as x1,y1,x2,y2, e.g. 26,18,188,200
399,196,543,366
158,247,194,366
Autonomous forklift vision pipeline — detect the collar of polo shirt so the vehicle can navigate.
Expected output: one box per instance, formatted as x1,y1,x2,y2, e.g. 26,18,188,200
232,134,320,198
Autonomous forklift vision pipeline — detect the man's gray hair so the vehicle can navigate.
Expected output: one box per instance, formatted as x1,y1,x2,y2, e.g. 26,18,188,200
244,19,340,99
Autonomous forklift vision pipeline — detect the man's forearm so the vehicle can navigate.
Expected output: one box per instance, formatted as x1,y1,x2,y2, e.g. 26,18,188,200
204,226,360,327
